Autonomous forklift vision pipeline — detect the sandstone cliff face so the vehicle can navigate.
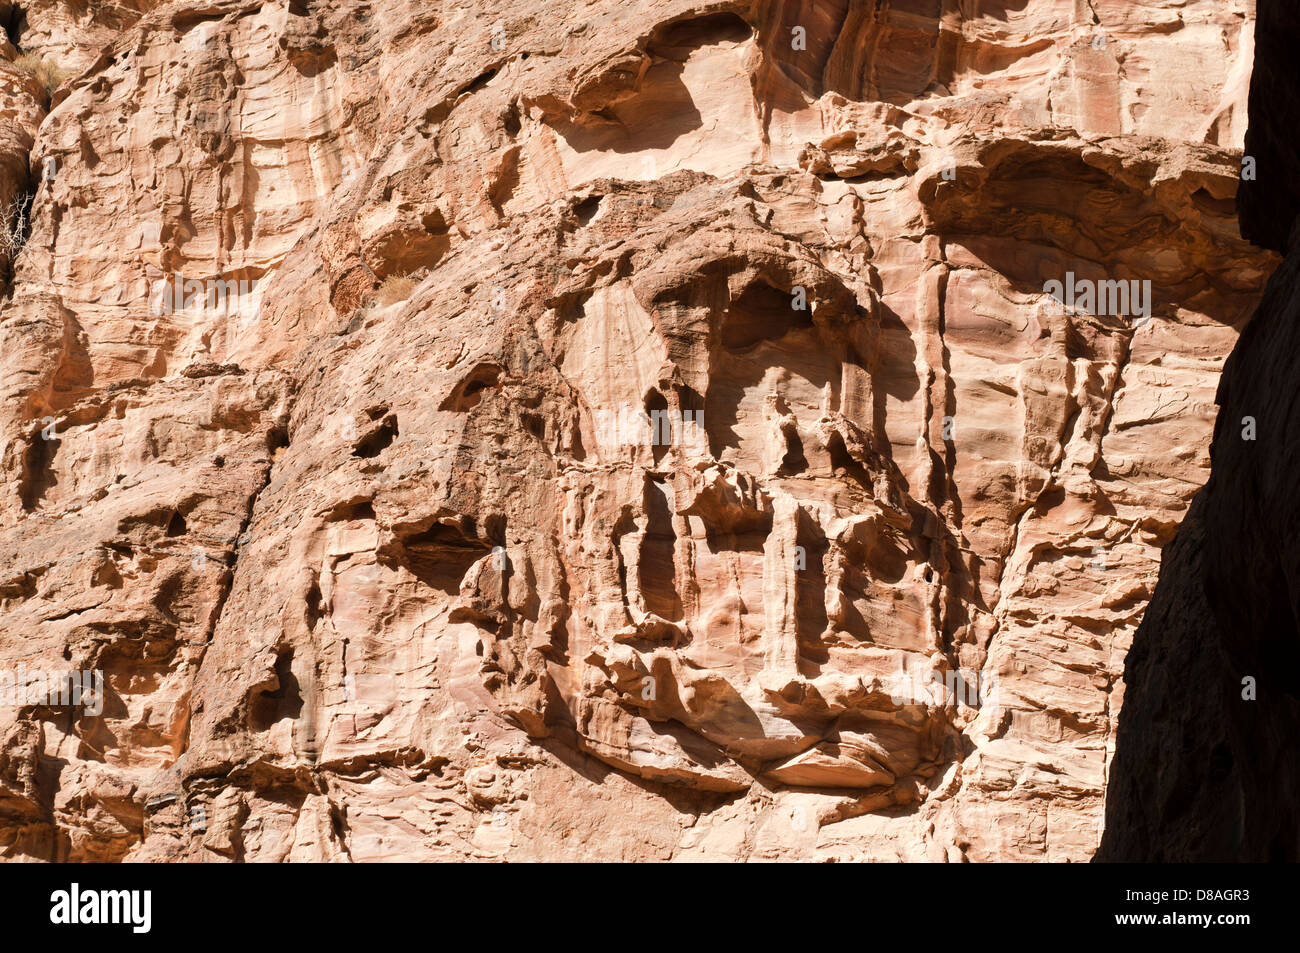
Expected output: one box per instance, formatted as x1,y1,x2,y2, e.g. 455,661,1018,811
1099,0,1300,863
0,0,1273,861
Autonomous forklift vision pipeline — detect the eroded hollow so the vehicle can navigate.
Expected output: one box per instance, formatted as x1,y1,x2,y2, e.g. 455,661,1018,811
646,12,753,61
353,414,398,458
250,649,303,730
706,281,833,465
402,523,491,595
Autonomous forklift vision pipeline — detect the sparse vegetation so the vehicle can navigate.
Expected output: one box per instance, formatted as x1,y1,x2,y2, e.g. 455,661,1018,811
0,192,33,262
375,274,418,306
12,53,72,99
356,275,420,324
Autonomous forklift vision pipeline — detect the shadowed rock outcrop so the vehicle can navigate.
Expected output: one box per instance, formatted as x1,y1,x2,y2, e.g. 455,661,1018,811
1098,0,1300,863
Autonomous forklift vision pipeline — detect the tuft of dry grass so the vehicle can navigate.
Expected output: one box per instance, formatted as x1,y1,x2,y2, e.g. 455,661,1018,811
12,53,72,99
375,274,418,306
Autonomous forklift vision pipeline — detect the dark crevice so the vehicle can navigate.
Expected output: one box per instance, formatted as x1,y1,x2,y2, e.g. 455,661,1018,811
18,426,58,511
249,648,304,731
401,522,491,595
165,511,187,537
352,414,397,458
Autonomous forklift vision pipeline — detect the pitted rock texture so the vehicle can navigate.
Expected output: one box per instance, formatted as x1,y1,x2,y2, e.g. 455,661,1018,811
0,0,1275,861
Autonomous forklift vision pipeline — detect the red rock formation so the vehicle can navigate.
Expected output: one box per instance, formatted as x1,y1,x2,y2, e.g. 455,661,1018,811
0,0,1275,861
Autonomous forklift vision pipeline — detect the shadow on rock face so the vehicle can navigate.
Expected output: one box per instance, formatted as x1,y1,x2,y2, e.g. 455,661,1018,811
1099,5,1300,854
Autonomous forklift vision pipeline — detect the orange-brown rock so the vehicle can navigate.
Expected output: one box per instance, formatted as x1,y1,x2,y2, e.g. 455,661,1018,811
0,0,1276,861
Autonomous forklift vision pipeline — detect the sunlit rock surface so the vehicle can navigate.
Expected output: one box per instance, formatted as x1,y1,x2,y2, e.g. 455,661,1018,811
0,0,1274,861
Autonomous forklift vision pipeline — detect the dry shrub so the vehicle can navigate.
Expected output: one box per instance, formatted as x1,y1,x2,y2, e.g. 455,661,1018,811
12,53,72,98
375,274,418,306
0,193,32,261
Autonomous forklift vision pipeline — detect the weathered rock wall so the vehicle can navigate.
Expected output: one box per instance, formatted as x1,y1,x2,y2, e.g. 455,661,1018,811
0,0,1273,861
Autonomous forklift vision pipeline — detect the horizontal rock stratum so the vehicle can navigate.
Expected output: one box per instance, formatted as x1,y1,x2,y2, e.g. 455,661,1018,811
0,0,1275,861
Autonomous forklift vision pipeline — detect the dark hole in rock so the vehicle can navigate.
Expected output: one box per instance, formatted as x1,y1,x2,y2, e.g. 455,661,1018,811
503,104,521,137
465,67,497,95
353,415,398,458
522,412,545,440
778,427,808,475
305,579,322,631
827,431,872,490
403,523,491,594
648,12,752,62
440,364,502,412
720,281,814,350
645,388,670,465
641,478,683,621
250,649,303,730
574,195,602,225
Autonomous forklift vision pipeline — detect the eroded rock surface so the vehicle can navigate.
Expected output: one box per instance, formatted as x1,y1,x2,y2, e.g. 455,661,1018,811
0,0,1274,861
